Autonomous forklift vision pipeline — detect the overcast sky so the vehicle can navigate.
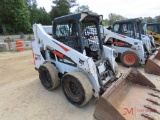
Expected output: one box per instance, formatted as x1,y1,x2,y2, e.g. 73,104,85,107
36,0,160,19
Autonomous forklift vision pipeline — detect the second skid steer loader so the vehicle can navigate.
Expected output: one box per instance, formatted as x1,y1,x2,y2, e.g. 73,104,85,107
103,18,160,75
32,13,160,120
147,22,160,44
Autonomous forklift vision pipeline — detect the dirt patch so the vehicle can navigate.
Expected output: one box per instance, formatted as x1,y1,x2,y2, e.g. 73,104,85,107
0,50,95,120
0,50,159,120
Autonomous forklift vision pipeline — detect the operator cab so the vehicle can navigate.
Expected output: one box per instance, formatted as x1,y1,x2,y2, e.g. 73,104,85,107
52,12,103,61
112,18,145,40
111,18,154,55
147,23,160,41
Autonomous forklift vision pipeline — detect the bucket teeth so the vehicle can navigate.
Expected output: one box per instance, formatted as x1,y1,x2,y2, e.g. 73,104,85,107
142,112,160,120
152,88,160,93
149,93,160,99
143,97,160,119
144,105,160,114
146,98,160,106
141,113,155,120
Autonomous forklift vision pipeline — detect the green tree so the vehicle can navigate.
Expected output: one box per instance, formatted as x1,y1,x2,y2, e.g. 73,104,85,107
26,0,39,25
143,17,154,23
50,0,78,19
102,19,109,26
37,7,51,25
74,5,98,15
0,0,31,34
74,5,90,13
26,0,51,25
154,16,160,22
108,13,126,25
53,0,78,8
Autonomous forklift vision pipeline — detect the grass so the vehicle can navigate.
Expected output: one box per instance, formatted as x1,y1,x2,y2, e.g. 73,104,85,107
27,35,33,41
4,38,15,43
0,49,12,53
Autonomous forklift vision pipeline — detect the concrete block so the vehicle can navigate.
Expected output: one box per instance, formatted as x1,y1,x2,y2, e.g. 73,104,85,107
0,43,9,51
0,40,4,43
10,42,16,50
10,41,32,50
23,41,31,49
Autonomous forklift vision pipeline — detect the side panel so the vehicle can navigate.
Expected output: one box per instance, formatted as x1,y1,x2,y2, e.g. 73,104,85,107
142,36,152,54
103,45,116,72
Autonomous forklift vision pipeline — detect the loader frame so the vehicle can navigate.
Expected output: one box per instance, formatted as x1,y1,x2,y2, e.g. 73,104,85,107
32,13,117,97
104,18,155,65
147,22,160,44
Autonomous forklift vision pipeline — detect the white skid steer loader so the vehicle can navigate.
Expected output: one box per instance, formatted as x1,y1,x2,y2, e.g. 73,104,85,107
102,18,160,75
32,13,160,120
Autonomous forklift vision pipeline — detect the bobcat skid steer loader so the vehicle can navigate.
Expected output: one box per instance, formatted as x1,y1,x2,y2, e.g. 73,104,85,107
102,18,160,75
32,13,160,120
147,22,160,44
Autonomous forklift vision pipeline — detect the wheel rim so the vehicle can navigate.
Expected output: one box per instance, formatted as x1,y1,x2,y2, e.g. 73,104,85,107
123,54,135,65
43,71,51,87
40,67,52,88
64,77,83,102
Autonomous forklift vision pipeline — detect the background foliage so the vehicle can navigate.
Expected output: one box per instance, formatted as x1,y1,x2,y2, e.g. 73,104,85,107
0,0,160,34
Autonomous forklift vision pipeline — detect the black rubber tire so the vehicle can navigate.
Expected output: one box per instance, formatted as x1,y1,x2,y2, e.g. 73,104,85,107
115,62,119,76
62,71,93,107
120,50,140,67
39,63,60,91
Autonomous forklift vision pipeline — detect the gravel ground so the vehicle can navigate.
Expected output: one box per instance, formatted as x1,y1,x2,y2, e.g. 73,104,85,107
0,50,160,120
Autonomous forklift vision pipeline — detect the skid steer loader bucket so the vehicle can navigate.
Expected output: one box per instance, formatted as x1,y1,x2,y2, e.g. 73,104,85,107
94,68,160,120
145,50,160,75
